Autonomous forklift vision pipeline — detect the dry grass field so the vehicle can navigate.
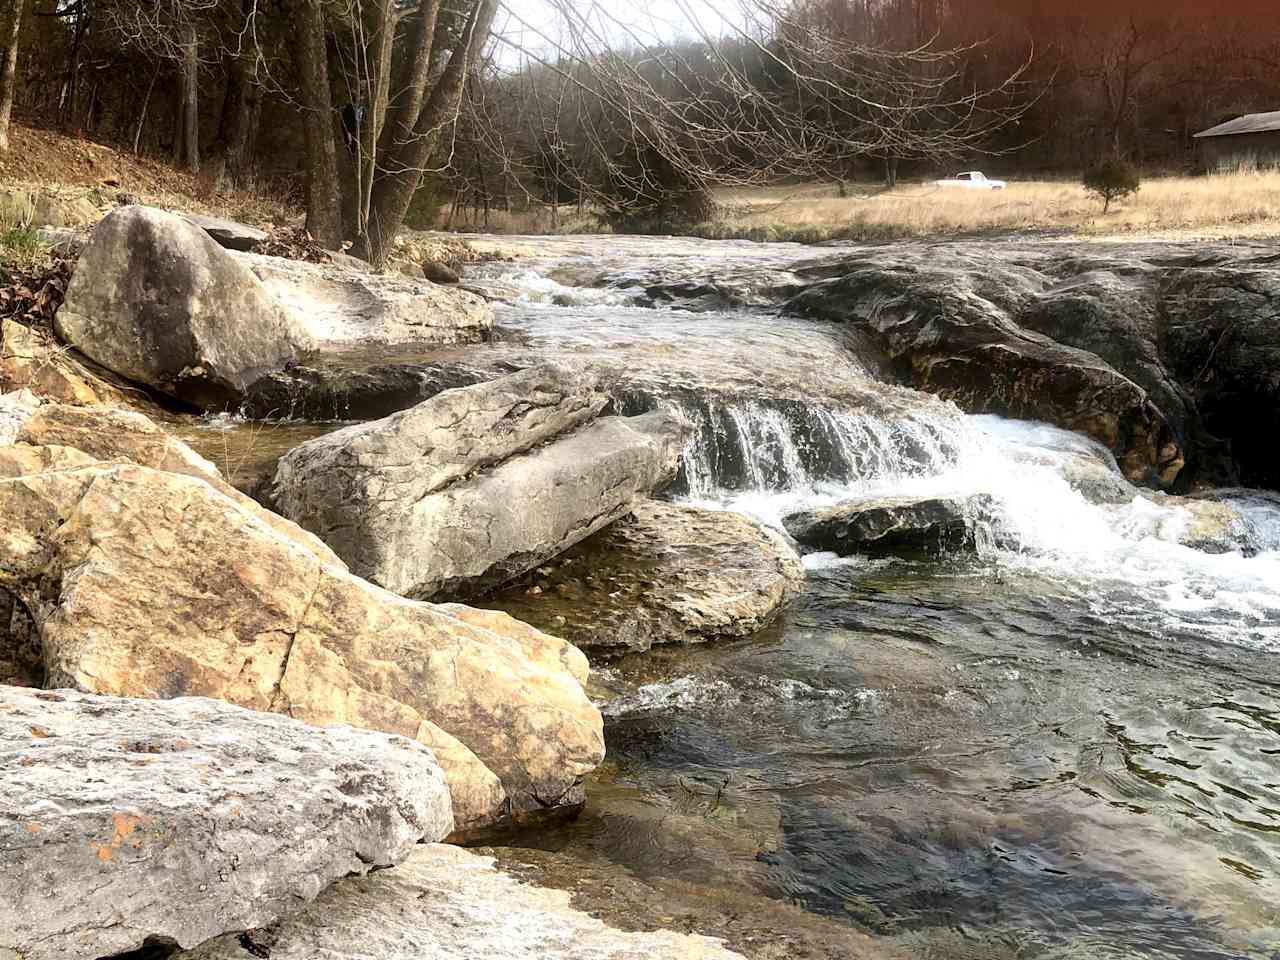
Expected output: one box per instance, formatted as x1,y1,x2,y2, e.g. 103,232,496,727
442,171,1280,242
703,172,1280,242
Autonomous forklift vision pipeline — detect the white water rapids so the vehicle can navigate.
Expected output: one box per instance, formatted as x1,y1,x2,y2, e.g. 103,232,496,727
473,239,1280,652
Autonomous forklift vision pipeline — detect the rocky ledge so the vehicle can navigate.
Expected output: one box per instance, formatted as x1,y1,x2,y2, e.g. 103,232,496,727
177,843,746,960
787,240,1280,492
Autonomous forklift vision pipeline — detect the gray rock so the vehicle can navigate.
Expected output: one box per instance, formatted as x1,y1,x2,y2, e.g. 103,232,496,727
486,501,804,654
269,363,608,578
0,686,453,960
271,368,690,599
784,493,997,557
176,843,746,960
0,390,37,444
235,249,492,346
53,206,310,409
183,213,269,252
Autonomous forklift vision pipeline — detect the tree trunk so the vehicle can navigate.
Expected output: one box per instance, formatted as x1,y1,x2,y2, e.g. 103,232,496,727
377,0,444,162
356,0,396,242
133,66,160,154
361,0,499,267
179,25,200,172
214,54,257,180
295,0,342,248
0,0,23,153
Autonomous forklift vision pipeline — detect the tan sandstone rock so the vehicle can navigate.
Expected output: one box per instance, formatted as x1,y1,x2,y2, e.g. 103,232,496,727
0,462,603,832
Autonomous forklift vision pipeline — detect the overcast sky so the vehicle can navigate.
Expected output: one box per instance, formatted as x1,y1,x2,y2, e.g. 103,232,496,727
490,0,745,65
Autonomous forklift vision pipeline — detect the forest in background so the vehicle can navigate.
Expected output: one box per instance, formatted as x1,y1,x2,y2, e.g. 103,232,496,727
0,0,1276,246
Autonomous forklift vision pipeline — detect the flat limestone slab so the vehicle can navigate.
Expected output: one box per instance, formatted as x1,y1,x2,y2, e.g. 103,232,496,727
177,843,747,960
0,686,452,960
235,250,493,346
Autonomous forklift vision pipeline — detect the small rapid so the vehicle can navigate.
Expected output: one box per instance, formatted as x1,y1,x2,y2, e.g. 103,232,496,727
466,236,1280,958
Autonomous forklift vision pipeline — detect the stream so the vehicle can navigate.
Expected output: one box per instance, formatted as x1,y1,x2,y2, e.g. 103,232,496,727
183,235,1280,958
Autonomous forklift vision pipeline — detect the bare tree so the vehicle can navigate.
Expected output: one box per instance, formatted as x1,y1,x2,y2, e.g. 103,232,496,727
0,0,22,152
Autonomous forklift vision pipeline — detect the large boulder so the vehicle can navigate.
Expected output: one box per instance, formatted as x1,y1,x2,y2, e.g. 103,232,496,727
10,401,344,568
0,686,452,960
236,249,493,345
487,501,804,655
0,461,602,833
177,843,746,960
53,205,310,409
270,368,690,599
784,493,997,557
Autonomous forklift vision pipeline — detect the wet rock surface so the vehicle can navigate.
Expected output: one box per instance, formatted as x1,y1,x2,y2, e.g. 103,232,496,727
0,686,452,960
784,494,997,557
54,206,310,409
486,501,804,654
787,240,1280,491
177,844,748,960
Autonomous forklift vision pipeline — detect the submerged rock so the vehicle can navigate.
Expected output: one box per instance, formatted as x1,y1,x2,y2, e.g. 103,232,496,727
270,367,689,599
487,501,804,654
176,843,746,960
54,206,310,409
0,686,452,960
784,494,996,557
0,461,602,833
236,249,491,346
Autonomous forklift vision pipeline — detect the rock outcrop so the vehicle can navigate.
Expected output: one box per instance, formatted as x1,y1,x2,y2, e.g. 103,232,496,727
0,461,602,833
236,249,492,346
488,501,804,654
176,843,747,960
0,686,452,960
784,494,997,557
788,241,1280,491
53,205,310,409
269,366,690,599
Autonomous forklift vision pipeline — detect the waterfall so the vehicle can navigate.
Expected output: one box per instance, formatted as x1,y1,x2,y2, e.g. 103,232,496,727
613,392,971,498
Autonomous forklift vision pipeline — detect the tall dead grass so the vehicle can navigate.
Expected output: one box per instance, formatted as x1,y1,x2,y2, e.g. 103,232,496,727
703,171,1280,242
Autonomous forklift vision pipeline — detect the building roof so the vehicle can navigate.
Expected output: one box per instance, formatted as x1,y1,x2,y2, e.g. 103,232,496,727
1194,111,1280,139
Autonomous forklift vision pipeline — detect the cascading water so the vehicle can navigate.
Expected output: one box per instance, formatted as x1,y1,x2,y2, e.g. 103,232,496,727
468,238,1280,957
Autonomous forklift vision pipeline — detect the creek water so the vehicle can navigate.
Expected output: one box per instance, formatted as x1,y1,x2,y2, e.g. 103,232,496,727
192,235,1280,957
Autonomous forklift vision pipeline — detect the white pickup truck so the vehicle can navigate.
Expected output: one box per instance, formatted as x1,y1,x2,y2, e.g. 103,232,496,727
933,171,1007,190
